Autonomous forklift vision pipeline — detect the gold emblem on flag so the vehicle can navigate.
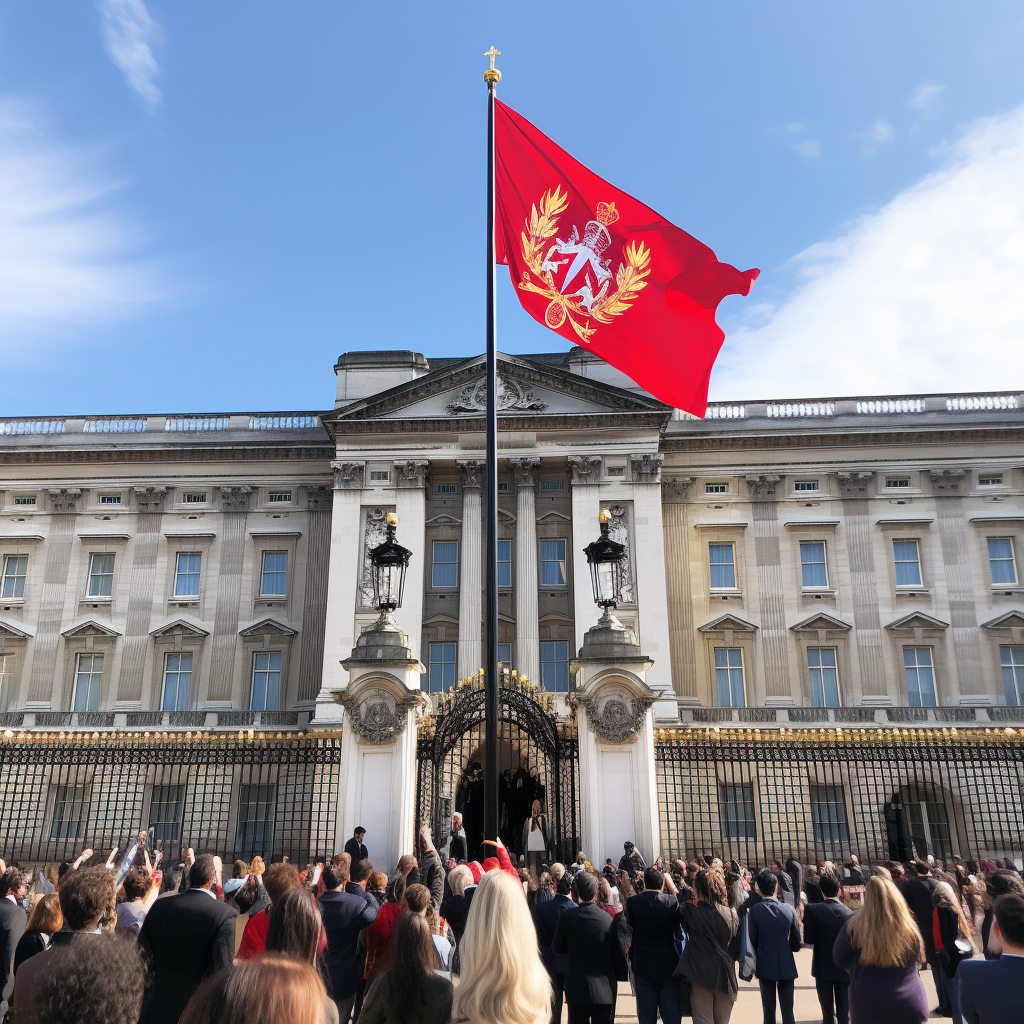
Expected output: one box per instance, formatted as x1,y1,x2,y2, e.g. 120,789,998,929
518,186,651,342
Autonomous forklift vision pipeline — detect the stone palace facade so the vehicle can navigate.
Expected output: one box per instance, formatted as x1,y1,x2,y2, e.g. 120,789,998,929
1,348,1022,871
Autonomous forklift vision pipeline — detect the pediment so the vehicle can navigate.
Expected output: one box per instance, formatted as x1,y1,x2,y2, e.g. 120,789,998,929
426,514,462,526
698,614,758,633
62,620,121,639
536,511,571,523
325,353,669,424
0,620,31,639
790,613,853,632
239,618,297,638
981,611,1024,630
151,618,210,639
885,612,949,631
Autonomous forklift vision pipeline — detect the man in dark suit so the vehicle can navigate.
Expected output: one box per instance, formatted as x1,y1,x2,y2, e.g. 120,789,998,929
900,858,948,1016
802,874,853,1024
533,871,577,1024
138,853,237,1024
623,867,683,1024
344,826,368,864
747,869,802,1024
958,891,1024,1023
551,872,625,1024
0,870,29,1017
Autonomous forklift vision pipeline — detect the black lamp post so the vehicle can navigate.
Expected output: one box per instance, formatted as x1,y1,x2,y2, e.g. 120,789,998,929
369,512,411,625
583,508,627,629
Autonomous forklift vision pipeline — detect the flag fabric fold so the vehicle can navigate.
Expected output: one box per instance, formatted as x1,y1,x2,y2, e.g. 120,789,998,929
494,99,758,416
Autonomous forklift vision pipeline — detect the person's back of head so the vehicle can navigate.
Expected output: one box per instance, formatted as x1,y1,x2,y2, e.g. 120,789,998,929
266,888,322,965
322,853,350,891
263,862,302,905
190,854,219,891
549,862,565,883
848,876,923,969
574,872,598,904
987,868,1024,900
249,856,266,877
0,868,28,897
597,878,612,905
404,882,431,915
369,870,388,893
123,866,150,902
818,874,840,899
555,873,573,897
26,891,63,934
60,865,116,931
387,913,447,1019
351,858,372,885
994,892,1024,952
38,932,146,1024
694,868,728,906
454,870,551,1024
643,867,664,893
397,853,418,879
180,953,328,1024
913,858,931,877
755,869,777,897
448,864,473,897
233,860,249,880
385,873,407,905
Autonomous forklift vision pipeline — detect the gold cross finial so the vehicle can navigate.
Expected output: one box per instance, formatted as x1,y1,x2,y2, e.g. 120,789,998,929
483,45,501,85
484,46,500,71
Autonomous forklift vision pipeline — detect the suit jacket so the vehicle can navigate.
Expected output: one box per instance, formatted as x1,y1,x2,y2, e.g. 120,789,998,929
533,894,576,975
138,888,237,1024
957,954,1024,1024
802,899,853,982
624,891,679,984
344,837,368,864
551,902,625,1006
319,887,379,1001
901,877,939,959
747,898,801,981
0,897,27,1006
439,892,471,945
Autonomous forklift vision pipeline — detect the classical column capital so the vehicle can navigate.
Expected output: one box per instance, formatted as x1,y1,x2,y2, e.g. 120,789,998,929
630,453,664,484
457,459,484,491
302,483,333,510
928,468,967,493
393,459,430,489
46,488,81,513
568,455,603,485
331,460,365,490
661,476,694,502
508,456,541,488
133,486,168,512
836,471,875,498
219,485,254,512
745,474,781,499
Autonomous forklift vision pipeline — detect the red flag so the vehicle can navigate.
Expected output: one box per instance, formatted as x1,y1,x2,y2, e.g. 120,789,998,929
494,100,758,416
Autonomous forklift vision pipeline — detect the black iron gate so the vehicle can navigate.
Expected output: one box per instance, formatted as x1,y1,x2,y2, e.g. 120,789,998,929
416,680,580,864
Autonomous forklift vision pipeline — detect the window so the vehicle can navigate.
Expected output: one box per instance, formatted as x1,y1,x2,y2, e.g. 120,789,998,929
810,784,849,845
1,555,27,599
705,482,728,494
250,651,282,710
0,654,12,712
149,784,185,843
1000,645,1024,705
540,640,570,692
607,466,626,477
182,492,207,504
267,490,292,502
987,538,1018,586
369,471,391,483
807,648,840,707
893,540,922,587
540,479,564,492
979,475,1003,487
540,540,567,587
431,542,458,588
173,552,202,598
50,784,90,841
903,647,936,706
87,553,115,597
794,480,819,492
799,541,829,589
719,783,756,839
497,540,512,588
73,653,103,711
162,653,193,711
497,482,510,492
98,494,122,505
428,643,456,693
714,648,746,707
886,477,912,488
435,482,458,495
13,495,36,506
708,543,736,590
498,643,512,668
236,783,275,860
260,552,288,596
906,799,952,860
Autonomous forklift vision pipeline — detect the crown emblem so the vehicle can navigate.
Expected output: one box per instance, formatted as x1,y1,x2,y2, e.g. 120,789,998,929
595,201,619,226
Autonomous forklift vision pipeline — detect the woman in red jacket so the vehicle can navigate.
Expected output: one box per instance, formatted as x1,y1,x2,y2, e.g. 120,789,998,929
364,875,407,983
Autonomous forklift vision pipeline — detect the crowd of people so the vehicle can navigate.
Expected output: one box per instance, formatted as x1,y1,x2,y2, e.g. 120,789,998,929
0,829,1021,1024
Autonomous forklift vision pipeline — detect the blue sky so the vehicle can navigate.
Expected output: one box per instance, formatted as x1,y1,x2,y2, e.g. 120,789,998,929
1,1,1022,414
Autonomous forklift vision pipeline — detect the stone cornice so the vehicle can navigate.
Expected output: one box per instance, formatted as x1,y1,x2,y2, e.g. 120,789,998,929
0,444,334,466
327,411,670,435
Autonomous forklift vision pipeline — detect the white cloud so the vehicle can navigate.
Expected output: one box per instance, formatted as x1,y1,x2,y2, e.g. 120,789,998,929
859,119,893,157
713,104,1024,401
795,139,822,160
98,0,161,109
0,99,175,353
910,81,945,115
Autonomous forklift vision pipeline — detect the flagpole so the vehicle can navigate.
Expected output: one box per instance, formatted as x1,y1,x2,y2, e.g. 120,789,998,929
482,47,501,847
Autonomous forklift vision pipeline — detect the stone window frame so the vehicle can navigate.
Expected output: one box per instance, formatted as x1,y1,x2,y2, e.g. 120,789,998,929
149,621,210,711
59,623,121,711
537,536,570,590
239,619,296,710
968,521,1024,595
877,522,934,600
0,623,30,711
76,537,130,608
789,616,854,707
163,535,216,614
697,616,758,707
885,625,949,706
429,538,460,591
250,533,301,613
696,524,748,600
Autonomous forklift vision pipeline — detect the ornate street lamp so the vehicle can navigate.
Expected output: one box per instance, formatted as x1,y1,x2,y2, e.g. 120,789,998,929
369,512,411,623
583,508,627,629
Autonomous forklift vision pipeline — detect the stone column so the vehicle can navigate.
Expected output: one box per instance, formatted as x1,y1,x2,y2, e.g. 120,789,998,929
296,484,333,704
568,456,603,658
509,457,540,686
662,477,697,700
394,460,430,663
457,461,483,681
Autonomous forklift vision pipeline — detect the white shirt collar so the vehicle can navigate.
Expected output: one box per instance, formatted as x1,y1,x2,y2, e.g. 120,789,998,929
194,885,218,899
4,894,17,904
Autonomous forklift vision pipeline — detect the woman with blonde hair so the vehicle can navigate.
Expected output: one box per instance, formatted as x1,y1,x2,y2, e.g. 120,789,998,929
13,892,63,974
833,875,929,1024
452,869,551,1024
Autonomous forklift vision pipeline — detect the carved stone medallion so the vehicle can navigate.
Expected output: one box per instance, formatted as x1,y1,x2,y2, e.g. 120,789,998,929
338,687,423,744
445,374,548,414
573,688,655,743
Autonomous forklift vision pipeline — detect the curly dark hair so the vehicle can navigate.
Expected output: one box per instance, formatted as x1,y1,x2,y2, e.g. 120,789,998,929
60,866,117,931
122,866,150,902
38,933,146,1024
0,868,29,896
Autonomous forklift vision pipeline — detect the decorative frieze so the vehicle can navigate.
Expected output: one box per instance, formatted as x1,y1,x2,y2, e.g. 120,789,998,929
46,488,81,513
630,453,664,484
445,374,548,414
331,461,365,490
567,455,602,485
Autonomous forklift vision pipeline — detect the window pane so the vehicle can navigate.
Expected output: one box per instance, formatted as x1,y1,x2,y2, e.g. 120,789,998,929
260,552,288,596
808,647,840,707
428,643,456,693
74,654,103,711
714,647,745,707
540,540,567,587
149,784,185,844
540,640,569,692
497,540,512,588
251,650,282,710
51,785,90,841
893,540,922,587
236,783,275,860
162,652,193,712
0,654,11,712
800,541,828,588
903,647,936,706
498,643,512,668
988,538,1017,585
174,552,202,597
1,555,27,599
88,553,115,596
708,544,736,589
432,542,458,588
719,783,756,839
1001,645,1024,705
810,784,849,846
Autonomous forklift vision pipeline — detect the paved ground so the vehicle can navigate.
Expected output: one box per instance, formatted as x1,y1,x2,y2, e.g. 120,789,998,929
564,947,942,1023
